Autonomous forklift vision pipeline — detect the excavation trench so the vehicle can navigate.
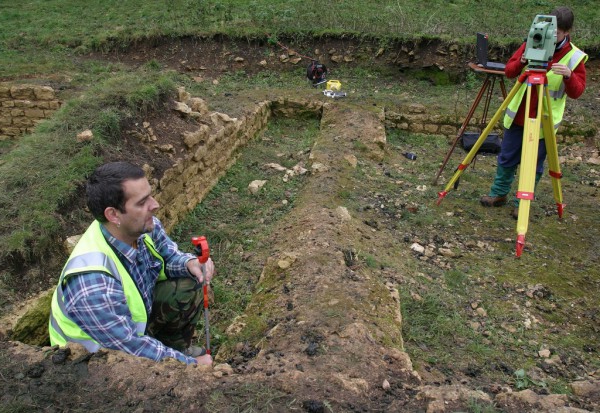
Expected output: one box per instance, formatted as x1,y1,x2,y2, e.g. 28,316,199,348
6,86,460,348
2,93,426,409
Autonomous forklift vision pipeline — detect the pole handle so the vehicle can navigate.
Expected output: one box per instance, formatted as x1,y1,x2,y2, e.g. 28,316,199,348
191,236,210,264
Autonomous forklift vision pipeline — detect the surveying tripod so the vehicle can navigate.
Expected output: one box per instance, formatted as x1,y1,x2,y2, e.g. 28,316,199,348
436,68,564,257
433,63,507,185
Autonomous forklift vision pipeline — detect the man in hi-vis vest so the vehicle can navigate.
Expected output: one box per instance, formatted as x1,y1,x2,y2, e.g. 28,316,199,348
480,6,587,218
49,162,214,365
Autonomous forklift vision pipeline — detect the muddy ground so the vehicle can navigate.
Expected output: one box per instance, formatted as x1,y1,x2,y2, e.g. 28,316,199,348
1,37,600,412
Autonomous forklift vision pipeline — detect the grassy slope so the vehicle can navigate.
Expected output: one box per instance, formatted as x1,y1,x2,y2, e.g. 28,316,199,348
1,0,599,77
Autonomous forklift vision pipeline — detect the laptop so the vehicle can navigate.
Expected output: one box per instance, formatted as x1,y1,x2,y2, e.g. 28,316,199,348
476,33,506,71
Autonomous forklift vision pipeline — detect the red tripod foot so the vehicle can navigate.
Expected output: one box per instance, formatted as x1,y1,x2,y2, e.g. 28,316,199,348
515,234,526,257
436,191,448,205
557,203,565,219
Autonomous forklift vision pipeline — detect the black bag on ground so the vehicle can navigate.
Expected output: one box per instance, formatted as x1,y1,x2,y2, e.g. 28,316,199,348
461,131,501,154
307,61,327,85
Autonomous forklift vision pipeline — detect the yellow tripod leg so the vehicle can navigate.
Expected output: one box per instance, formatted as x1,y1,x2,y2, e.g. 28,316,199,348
541,87,564,217
515,82,543,257
437,79,523,204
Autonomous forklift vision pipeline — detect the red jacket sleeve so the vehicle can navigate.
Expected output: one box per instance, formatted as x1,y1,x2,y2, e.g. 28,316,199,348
504,43,527,79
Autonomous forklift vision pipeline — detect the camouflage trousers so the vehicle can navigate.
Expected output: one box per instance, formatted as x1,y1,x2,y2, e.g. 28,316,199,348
146,277,203,352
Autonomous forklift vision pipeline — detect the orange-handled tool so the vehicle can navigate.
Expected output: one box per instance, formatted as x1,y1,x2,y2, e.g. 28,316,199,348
192,236,211,354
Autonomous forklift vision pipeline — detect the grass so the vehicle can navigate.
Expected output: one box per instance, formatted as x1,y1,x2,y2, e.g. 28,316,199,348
2,1,599,78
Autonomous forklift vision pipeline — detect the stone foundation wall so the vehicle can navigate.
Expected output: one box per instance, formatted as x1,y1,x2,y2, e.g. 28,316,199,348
385,103,595,144
154,89,326,232
385,103,498,142
0,84,61,140
155,93,272,232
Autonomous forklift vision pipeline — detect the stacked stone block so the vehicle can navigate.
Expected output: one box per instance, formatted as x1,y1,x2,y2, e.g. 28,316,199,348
0,84,61,140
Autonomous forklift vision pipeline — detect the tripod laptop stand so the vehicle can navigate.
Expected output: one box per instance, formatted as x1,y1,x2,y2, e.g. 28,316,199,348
433,62,507,184
437,68,564,257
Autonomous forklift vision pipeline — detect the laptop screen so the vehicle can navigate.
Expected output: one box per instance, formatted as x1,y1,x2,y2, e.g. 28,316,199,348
476,32,488,65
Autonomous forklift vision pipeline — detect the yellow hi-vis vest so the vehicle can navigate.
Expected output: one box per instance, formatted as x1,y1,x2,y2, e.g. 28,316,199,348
48,220,167,351
503,44,588,135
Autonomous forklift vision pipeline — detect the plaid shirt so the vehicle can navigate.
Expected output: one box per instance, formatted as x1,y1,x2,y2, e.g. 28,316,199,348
62,217,197,364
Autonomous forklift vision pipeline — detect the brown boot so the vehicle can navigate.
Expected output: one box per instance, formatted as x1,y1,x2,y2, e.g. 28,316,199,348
480,195,507,207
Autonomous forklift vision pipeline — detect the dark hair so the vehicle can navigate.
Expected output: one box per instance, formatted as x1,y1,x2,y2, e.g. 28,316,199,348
551,6,574,32
86,162,146,222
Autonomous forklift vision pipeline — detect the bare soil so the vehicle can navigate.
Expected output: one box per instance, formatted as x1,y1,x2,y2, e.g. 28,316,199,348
1,37,599,413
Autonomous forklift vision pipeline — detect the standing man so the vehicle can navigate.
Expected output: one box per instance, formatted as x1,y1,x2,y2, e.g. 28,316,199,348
49,161,214,365
480,6,587,218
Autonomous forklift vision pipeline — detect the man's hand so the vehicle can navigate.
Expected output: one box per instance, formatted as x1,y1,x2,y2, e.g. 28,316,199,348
186,257,215,284
195,354,213,365
551,63,572,79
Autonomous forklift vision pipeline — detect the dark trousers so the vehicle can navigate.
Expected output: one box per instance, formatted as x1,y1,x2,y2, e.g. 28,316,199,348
498,124,547,173
146,277,203,352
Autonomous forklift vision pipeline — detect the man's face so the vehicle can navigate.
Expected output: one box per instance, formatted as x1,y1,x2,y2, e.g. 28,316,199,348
556,28,568,43
117,177,160,240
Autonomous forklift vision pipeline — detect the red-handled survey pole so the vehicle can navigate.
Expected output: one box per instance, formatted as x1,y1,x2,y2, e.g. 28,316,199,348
191,236,211,355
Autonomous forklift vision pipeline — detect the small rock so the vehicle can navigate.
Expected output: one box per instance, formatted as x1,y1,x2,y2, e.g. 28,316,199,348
311,162,328,173
382,379,391,390
336,206,352,222
248,180,267,194
264,162,287,172
76,129,93,142
438,248,455,258
214,363,234,375
410,243,425,254
157,144,174,153
570,379,600,397
173,101,191,114
344,154,358,168
538,349,551,358
64,235,82,254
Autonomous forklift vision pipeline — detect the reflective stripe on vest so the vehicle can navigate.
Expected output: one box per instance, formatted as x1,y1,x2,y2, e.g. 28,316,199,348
49,312,101,352
503,44,588,132
548,48,586,100
49,220,164,350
